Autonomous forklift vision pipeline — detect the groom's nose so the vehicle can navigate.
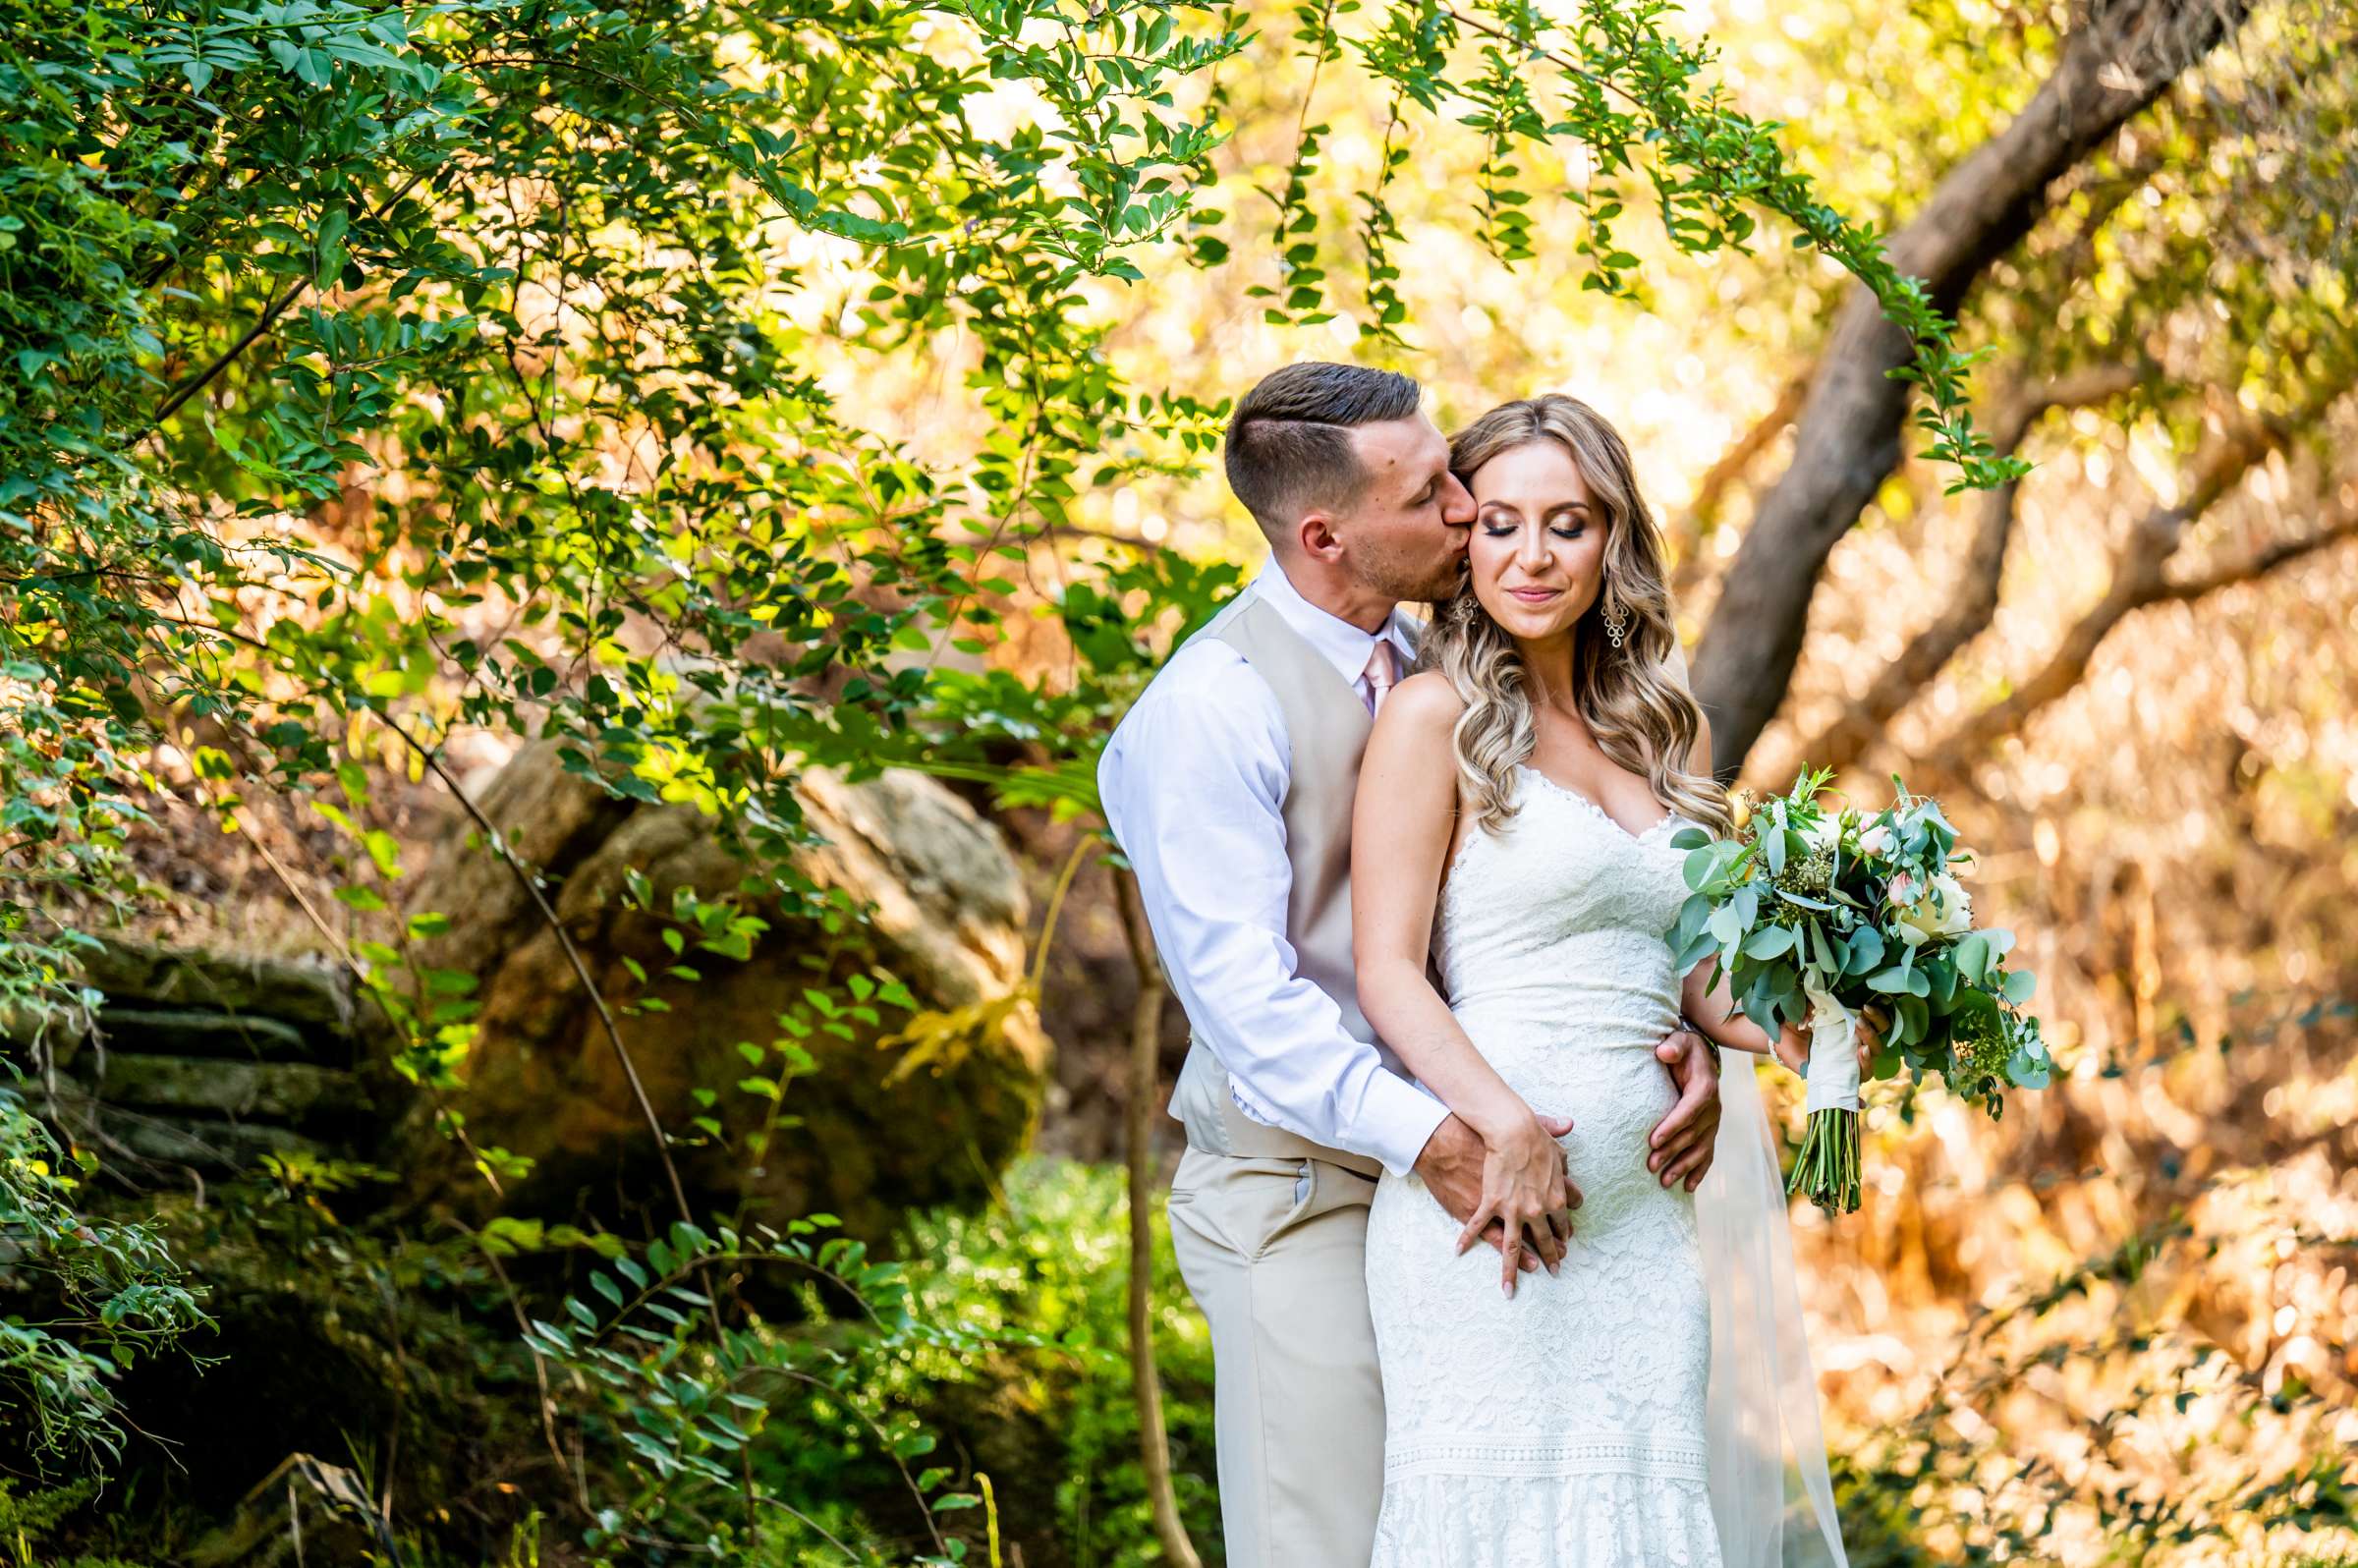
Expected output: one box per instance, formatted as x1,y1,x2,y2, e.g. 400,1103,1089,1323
1439,475,1476,529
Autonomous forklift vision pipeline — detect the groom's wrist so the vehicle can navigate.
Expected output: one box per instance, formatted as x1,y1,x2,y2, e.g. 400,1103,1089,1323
1369,1078,1453,1179
1409,1110,1481,1179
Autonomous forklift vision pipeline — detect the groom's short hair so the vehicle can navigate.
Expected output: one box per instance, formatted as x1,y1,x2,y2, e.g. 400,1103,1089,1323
1225,363,1423,541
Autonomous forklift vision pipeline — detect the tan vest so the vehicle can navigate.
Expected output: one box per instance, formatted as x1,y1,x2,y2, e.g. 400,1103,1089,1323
1163,589,1399,1180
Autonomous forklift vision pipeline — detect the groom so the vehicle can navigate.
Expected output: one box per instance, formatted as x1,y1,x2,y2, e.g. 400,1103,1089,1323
1098,362,1724,1568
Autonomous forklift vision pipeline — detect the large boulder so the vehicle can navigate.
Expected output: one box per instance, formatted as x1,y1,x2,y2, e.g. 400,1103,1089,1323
394,743,1051,1240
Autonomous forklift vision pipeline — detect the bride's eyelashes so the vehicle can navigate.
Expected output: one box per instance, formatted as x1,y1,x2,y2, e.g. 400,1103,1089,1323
1477,516,1587,540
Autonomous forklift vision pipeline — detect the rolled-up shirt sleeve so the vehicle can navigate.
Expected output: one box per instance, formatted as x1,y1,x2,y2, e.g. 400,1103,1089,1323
1098,645,1448,1178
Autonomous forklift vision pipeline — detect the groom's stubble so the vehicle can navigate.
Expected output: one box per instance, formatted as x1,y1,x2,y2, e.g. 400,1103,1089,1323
1350,541,1468,611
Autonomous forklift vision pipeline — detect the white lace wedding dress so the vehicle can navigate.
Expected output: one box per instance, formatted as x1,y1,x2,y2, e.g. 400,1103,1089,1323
1365,764,1720,1567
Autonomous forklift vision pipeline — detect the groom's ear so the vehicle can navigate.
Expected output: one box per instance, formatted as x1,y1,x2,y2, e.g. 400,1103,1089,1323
1297,510,1346,563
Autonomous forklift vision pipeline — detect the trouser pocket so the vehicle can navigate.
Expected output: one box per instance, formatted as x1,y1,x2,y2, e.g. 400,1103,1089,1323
1250,1158,1319,1260
1167,1153,1317,1261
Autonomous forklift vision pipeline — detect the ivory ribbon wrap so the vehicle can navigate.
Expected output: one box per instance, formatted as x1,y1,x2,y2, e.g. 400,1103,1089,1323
1800,978,1862,1115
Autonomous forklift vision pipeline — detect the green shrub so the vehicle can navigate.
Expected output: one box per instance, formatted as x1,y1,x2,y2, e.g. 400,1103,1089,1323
0,1476,158,1568
865,1158,1220,1568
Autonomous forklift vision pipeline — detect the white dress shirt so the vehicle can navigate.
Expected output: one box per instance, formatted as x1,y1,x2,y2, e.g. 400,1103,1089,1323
1098,562,1449,1177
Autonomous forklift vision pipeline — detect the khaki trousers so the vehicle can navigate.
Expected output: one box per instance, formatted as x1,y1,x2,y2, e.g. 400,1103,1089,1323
1166,1147,1384,1568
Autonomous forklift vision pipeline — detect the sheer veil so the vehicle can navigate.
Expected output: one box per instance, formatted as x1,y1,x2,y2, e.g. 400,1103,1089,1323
1654,641,1846,1567
1695,1046,1850,1568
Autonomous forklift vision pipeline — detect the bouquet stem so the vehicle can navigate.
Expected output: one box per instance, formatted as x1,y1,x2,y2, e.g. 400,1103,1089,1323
1788,1106,1861,1214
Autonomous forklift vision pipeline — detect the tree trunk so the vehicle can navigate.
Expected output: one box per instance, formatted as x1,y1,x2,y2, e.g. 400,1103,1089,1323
1692,0,2256,776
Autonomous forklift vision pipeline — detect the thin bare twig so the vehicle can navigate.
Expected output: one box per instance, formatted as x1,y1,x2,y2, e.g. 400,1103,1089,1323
1112,864,1204,1568
373,709,695,1227
449,1216,595,1524
367,709,758,1529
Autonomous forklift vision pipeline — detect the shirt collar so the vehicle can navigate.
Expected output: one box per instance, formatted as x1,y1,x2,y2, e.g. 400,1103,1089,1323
1250,559,1421,687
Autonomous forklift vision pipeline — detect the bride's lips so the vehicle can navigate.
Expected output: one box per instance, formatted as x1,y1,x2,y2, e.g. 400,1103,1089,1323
1506,587,1562,603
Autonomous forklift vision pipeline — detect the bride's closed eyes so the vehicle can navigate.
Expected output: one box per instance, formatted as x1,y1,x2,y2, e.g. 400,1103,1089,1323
1477,504,1590,539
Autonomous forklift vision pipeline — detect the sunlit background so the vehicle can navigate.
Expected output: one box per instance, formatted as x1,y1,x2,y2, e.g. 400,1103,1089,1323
70,0,2356,1559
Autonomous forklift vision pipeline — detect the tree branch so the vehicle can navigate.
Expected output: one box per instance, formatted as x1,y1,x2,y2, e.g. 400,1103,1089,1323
1670,371,1809,600
1795,361,2146,777
2155,486,2358,602
372,710,698,1231
1039,522,1169,554
1691,0,2258,776
1943,405,2349,755
145,164,438,437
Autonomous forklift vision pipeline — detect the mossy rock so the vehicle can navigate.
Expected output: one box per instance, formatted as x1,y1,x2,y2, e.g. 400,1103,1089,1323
392,745,1052,1243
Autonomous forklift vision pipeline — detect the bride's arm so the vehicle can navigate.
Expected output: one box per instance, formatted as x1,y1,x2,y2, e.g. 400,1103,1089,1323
1681,960,1806,1067
1353,672,1580,1293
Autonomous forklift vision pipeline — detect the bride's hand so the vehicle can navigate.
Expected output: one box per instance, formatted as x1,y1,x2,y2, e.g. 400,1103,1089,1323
1459,1110,1582,1299
1774,1004,1886,1079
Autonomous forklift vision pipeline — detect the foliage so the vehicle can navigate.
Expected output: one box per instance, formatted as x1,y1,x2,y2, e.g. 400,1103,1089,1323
5,1152,1043,1564
1830,1167,2358,1564
0,0,2015,1045
429,1159,1207,1564
514,1212,1005,1564
876,1159,1218,1568
0,1476,156,1568
0,1089,208,1471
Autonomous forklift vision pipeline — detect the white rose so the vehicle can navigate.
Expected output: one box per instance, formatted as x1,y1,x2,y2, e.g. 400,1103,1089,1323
1857,821,1893,858
1891,871,1972,945
1931,871,1974,935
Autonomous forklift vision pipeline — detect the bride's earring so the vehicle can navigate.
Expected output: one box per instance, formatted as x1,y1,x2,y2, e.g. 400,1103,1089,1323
1601,594,1628,650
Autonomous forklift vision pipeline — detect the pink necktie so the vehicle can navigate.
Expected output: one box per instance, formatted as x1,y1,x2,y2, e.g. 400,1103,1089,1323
1362,641,1398,717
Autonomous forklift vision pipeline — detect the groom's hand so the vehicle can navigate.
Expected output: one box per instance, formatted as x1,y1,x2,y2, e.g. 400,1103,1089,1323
1649,1028,1720,1192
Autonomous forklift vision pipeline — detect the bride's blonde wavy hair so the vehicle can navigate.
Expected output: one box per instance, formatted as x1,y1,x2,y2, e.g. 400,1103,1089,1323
1423,394,1731,837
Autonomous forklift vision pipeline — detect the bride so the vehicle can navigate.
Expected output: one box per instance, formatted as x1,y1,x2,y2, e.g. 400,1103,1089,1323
1352,394,1854,1567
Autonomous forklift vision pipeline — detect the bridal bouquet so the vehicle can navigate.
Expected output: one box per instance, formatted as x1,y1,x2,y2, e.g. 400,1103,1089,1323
1664,768,2053,1213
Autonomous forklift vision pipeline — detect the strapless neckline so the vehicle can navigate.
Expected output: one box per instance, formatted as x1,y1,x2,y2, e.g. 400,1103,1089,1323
1510,763,1679,845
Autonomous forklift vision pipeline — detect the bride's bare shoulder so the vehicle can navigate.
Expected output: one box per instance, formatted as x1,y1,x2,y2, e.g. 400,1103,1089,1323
1364,673,1464,820
1373,670,1465,739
